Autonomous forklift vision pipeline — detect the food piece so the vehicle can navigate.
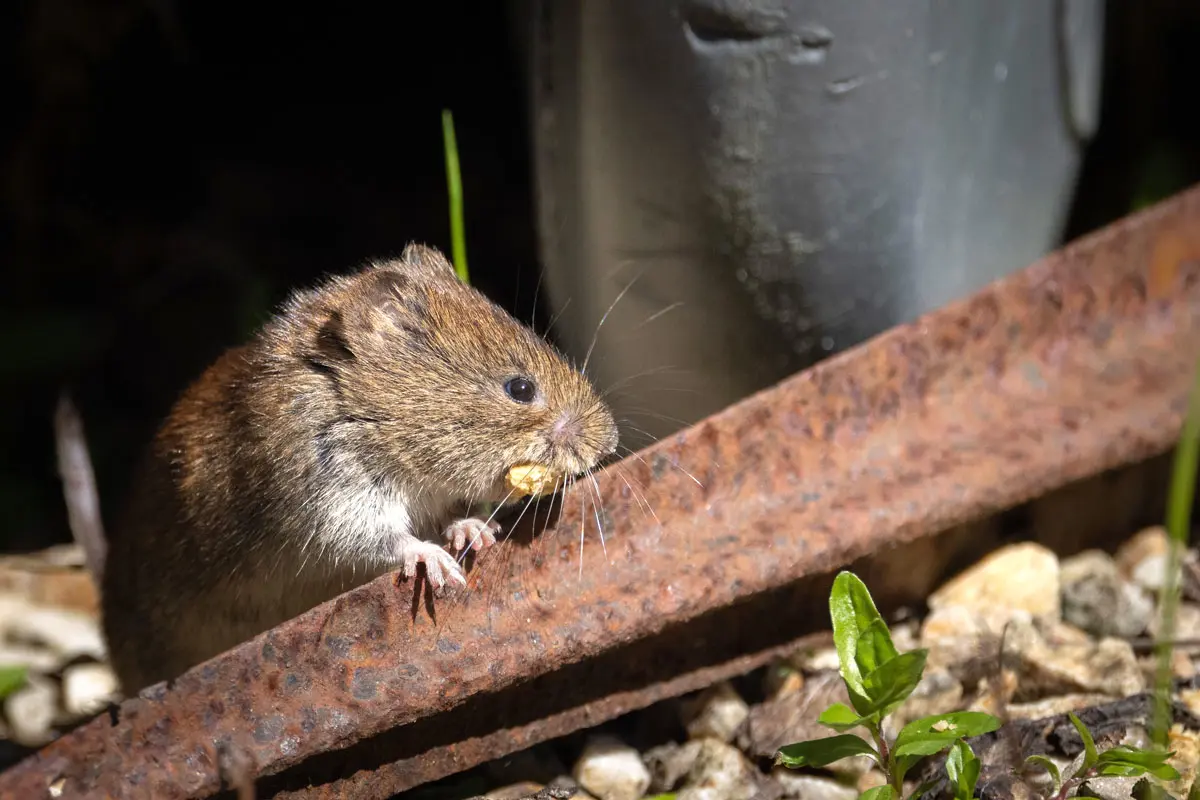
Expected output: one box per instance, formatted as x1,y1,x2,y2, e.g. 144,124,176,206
506,463,556,497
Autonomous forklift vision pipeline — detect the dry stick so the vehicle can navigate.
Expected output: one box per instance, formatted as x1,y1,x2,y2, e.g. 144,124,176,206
53,393,106,583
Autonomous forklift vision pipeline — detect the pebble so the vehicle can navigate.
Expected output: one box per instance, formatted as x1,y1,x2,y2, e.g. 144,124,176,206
676,738,758,800
1115,526,1169,580
769,769,857,800
1003,693,1115,721
1060,549,1153,638
1006,619,1144,698
573,736,651,800
928,542,1061,624
0,601,106,661
643,740,701,793
4,673,58,747
682,682,749,743
62,662,119,717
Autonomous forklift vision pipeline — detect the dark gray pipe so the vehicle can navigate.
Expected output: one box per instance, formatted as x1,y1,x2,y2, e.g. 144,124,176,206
521,0,1104,442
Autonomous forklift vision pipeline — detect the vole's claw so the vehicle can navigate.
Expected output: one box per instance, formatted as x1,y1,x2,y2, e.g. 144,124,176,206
399,539,466,590
442,517,501,553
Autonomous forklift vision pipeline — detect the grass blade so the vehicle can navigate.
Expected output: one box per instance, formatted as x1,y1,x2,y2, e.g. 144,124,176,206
441,109,469,284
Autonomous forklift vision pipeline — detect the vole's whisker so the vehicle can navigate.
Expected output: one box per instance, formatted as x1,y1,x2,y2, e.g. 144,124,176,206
615,467,660,530
599,365,689,400
586,469,607,560
616,444,707,490
543,296,572,342
631,300,684,330
581,270,643,377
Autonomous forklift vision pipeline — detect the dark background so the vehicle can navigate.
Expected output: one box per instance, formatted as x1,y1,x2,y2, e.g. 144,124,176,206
3,1,1200,554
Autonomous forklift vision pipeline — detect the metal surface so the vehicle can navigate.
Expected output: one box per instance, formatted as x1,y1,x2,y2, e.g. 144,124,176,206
527,0,1106,445
6,185,1200,799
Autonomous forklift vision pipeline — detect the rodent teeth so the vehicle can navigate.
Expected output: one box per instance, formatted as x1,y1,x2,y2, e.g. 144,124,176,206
506,464,556,497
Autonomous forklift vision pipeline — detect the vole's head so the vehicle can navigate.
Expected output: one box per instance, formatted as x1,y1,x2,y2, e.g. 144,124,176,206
283,244,618,504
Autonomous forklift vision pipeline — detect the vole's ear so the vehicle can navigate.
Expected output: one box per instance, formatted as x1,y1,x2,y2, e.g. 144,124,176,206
396,243,458,281
311,309,356,367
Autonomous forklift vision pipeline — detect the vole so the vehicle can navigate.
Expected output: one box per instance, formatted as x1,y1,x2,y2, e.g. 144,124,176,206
101,244,619,693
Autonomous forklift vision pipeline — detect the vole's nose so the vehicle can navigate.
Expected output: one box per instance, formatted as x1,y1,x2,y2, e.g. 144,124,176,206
549,413,582,447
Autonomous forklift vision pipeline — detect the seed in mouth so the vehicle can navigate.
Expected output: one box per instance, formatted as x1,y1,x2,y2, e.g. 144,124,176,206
506,463,557,497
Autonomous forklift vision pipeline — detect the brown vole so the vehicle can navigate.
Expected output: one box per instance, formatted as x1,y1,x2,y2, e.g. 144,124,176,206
101,244,619,692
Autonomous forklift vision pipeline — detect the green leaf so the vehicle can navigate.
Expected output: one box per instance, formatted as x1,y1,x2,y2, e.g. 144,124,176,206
819,703,868,732
894,712,1003,758
830,572,890,714
860,649,929,720
946,739,981,800
1024,755,1062,793
908,780,941,800
0,666,26,699
1132,778,1178,800
1094,746,1181,780
775,735,879,769
1068,712,1100,773
1189,776,1200,800
858,787,899,800
855,618,900,678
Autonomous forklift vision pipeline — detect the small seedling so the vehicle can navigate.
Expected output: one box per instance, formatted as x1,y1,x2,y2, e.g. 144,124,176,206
1021,712,1180,798
774,571,1001,798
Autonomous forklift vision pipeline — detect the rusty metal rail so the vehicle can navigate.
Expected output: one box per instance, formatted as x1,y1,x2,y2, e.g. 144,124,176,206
6,186,1200,799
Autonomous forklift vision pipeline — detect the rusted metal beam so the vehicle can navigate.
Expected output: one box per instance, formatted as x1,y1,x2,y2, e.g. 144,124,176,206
6,185,1200,799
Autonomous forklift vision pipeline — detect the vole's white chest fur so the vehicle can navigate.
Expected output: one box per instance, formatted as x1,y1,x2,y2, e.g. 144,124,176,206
311,477,453,570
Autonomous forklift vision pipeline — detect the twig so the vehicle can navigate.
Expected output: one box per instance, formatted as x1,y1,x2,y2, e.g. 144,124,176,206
53,393,106,583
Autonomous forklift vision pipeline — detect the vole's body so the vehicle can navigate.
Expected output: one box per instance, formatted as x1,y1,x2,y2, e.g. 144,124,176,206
102,245,618,692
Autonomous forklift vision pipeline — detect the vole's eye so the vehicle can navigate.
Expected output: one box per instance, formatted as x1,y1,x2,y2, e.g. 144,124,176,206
504,376,537,404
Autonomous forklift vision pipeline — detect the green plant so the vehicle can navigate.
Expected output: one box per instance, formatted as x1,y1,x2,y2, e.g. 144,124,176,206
0,665,26,699
1021,712,1180,799
1153,357,1200,746
440,108,469,284
774,571,1001,798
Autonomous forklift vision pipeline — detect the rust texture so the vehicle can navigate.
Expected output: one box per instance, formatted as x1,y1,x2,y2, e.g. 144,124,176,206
6,185,1200,799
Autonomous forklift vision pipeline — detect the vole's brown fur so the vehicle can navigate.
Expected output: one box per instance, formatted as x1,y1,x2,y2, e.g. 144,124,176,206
102,245,618,692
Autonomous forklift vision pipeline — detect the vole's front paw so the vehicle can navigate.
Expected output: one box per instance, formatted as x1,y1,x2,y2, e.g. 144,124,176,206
397,539,466,590
442,517,500,553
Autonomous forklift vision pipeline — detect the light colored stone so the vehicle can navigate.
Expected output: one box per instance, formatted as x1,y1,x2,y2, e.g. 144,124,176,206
677,738,757,800
920,604,1031,671
1115,526,1169,580
1004,693,1114,721
682,682,750,743
794,646,840,673
643,740,701,793
928,542,1061,623
1005,619,1144,698
1133,553,1170,594
573,736,651,800
1166,724,1200,797
1150,602,1200,640
4,673,58,747
62,662,119,717
1060,549,1153,638
0,643,64,674
0,600,106,660
770,769,857,800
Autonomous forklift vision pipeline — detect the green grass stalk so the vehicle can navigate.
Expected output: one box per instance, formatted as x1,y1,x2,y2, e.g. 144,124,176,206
1152,356,1200,745
441,109,469,284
